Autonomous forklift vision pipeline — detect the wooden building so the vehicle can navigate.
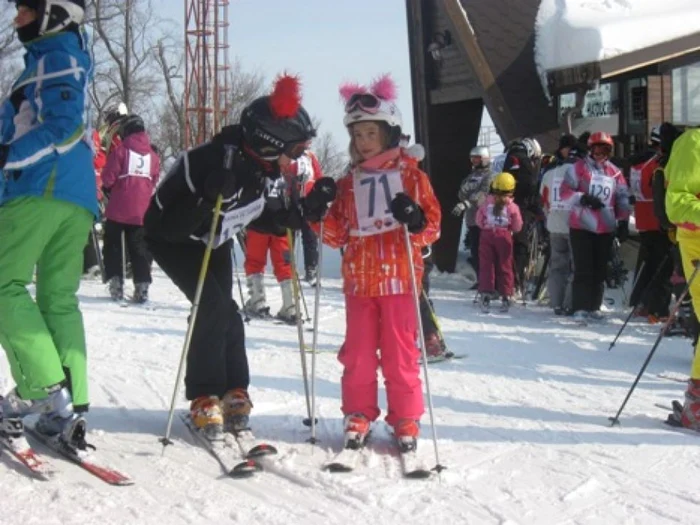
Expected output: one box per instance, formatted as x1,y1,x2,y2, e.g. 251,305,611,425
406,0,700,271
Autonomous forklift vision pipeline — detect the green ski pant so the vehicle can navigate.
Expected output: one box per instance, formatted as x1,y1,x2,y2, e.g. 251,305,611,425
0,196,93,409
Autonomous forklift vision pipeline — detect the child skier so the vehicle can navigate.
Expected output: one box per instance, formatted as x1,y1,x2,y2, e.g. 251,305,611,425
309,75,441,451
101,114,160,303
143,74,315,436
452,146,492,278
476,173,523,313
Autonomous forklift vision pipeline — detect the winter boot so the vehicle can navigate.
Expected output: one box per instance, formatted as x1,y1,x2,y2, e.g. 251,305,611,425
393,418,420,452
33,385,91,449
0,390,30,438
108,276,124,301
190,396,224,440
588,310,605,322
499,296,512,313
304,266,318,286
678,379,700,430
343,413,371,450
244,273,270,318
221,388,253,433
133,282,149,304
276,279,297,324
479,293,491,313
425,332,446,363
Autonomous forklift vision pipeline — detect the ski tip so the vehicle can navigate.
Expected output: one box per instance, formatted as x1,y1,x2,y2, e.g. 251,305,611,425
229,459,262,478
403,469,432,480
246,443,278,458
323,462,353,473
302,417,319,427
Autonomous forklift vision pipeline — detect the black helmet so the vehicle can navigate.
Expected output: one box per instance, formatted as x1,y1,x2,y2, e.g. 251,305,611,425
240,74,316,161
120,114,145,138
241,97,315,161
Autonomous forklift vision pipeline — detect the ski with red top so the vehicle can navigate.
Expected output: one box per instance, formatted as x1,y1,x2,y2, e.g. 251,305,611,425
25,422,133,486
0,431,55,479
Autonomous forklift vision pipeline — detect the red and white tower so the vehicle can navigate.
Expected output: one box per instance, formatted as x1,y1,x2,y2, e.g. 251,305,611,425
184,0,231,148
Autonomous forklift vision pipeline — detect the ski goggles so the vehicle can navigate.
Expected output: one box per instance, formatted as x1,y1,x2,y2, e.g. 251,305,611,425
345,93,381,115
283,140,309,160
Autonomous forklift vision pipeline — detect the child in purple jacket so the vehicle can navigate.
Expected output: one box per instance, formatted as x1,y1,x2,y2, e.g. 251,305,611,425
476,173,523,313
101,114,160,302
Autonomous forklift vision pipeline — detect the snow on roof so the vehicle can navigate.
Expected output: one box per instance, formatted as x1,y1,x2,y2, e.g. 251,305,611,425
535,0,700,76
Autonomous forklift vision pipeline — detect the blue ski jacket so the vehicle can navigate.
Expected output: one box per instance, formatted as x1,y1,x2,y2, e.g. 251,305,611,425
0,29,97,217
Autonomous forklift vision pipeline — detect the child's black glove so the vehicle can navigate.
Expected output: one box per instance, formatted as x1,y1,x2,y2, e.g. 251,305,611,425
303,177,337,222
580,193,605,210
391,193,426,233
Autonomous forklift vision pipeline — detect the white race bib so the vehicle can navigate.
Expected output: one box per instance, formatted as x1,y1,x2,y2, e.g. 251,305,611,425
205,195,265,248
125,151,152,178
588,174,615,208
485,204,509,228
353,169,404,236
549,172,571,211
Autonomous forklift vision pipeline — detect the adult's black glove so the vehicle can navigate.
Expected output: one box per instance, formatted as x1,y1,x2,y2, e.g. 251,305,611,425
616,221,629,243
580,193,605,210
303,177,337,222
0,144,9,170
390,192,426,233
628,195,636,206
202,145,238,203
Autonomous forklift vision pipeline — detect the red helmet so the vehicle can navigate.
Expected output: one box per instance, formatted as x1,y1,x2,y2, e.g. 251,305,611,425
587,131,614,148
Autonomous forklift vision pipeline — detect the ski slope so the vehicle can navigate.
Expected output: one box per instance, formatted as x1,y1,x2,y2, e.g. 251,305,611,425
1,246,699,525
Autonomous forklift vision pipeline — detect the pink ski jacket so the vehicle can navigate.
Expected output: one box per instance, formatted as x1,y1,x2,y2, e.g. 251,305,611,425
560,156,630,234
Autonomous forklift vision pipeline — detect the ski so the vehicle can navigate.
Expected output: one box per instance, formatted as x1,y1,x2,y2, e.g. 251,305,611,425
24,422,133,485
180,413,261,479
425,352,468,364
395,443,432,480
229,427,278,461
323,446,363,473
657,373,688,384
0,431,55,479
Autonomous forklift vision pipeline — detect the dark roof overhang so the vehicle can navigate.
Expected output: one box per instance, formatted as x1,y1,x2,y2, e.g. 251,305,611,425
546,31,700,96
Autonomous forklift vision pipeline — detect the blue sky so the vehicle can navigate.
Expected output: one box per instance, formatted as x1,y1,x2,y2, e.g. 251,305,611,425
156,0,414,150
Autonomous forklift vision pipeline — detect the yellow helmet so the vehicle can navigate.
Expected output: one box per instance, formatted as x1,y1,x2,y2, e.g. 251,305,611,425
491,172,516,193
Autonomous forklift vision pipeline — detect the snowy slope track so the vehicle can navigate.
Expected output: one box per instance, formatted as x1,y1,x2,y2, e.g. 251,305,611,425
1,249,700,524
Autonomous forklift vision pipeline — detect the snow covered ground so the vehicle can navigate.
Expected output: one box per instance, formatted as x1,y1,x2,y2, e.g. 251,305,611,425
535,0,700,74
1,245,700,525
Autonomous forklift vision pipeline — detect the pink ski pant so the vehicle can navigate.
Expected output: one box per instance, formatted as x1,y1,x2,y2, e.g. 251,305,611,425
338,294,424,427
478,230,515,297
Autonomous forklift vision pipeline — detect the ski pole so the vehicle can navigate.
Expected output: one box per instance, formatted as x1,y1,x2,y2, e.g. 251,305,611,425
609,257,665,351
160,194,224,448
121,230,127,294
92,223,105,282
403,225,445,473
609,259,700,426
308,221,324,444
287,229,314,427
230,240,250,324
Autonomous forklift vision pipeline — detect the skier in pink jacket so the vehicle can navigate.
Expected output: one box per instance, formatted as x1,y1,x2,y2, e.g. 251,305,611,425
101,114,161,303
476,172,523,313
560,131,631,323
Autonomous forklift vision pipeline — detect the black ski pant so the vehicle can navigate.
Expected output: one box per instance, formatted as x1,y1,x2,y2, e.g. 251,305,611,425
420,256,438,338
103,220,152,283
629,230,673,316
513,212,536,292
147,237,249,400
301,220,318,271
467,225,480,275
570,229,614,312
83,226,100,273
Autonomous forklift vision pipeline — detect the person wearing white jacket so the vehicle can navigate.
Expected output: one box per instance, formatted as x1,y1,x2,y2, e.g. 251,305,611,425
540,139,583,315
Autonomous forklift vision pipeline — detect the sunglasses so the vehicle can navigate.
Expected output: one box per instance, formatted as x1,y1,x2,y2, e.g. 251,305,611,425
345,93,381,115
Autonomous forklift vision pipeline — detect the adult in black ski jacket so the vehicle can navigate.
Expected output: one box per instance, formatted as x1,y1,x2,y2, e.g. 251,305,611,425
143,76,334,431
